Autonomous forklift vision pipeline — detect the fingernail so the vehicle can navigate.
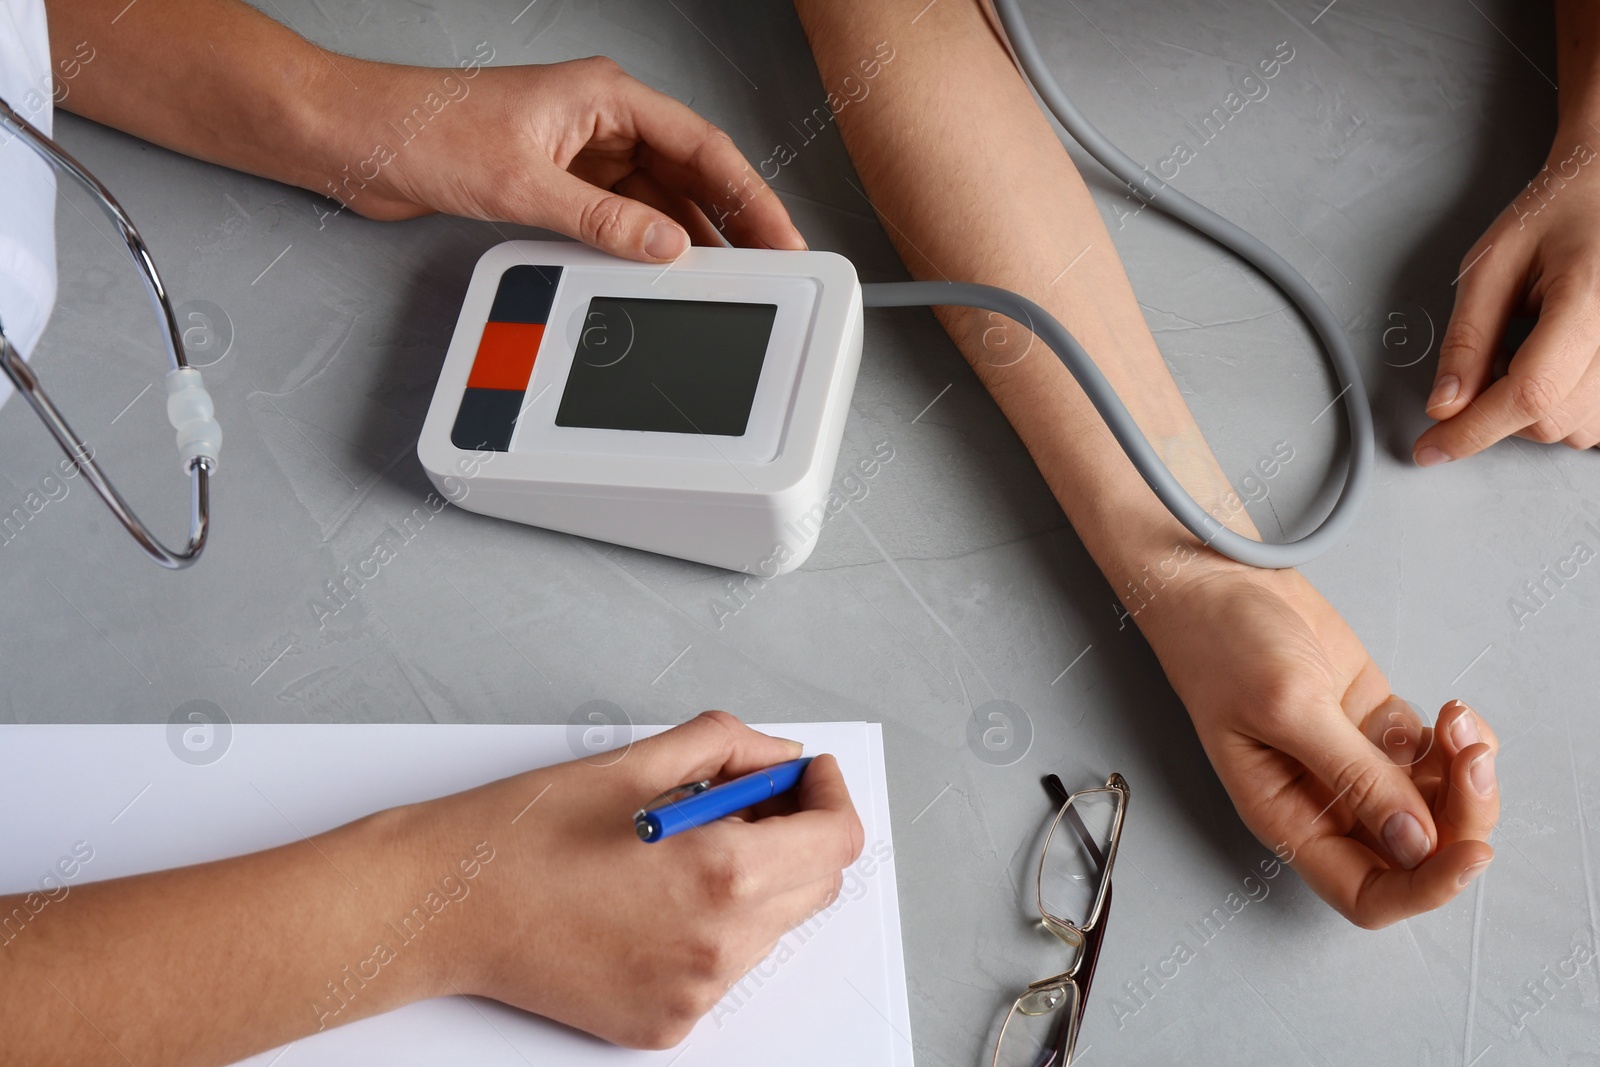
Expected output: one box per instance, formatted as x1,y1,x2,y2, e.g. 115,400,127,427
1459,859,1490,887
1414,445,1452,468
1449,709,1481,749
1427,374,1460,410
645,221,688,260
1382,811,1431,870
773,735,804,755
1470,750,1497,797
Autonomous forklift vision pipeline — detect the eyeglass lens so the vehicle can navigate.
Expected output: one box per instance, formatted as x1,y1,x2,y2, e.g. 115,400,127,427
1038,787,1120,930
993,979,1080,1067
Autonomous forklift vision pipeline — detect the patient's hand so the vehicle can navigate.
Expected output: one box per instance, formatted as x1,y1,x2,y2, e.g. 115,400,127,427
1414,131,1600,462
325,58,807,263
1143,565,1499,928
417,711,863,1049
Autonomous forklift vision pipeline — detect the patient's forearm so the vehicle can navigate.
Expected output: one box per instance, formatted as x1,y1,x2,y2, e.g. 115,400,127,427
793,0,1257,612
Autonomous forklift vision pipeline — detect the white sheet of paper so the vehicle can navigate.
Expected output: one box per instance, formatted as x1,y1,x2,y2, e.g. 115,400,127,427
0,722,912,1067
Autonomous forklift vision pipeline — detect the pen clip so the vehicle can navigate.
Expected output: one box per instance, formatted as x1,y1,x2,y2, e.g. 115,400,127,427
636,778,712,818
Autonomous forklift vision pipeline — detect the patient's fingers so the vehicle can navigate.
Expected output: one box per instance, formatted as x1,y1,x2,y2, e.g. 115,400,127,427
1430,701,1500,846
1438,741,1499,847
1439,700,1499,756
1363,695,1428,769
1274,698,1440,871
1289,834,1494,930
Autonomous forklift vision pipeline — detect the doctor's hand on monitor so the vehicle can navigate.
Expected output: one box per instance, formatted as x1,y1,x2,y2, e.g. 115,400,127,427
44,0,807,264
312,54,810,263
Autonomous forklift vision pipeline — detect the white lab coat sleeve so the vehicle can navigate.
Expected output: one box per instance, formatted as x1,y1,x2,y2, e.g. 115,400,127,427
0,0,57,409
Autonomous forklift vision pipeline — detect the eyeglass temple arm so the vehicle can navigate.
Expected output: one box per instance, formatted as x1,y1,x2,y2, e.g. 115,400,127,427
1042,774,1108,871
1078,881,1110,1001
0,96,215,569
1034,885,1114,1067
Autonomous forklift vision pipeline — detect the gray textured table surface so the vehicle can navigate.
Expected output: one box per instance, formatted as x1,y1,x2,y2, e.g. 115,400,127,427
4,1,1597,1064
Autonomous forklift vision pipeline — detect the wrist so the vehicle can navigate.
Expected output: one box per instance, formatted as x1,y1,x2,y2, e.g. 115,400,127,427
1548,118,1600,168
298,53,501,219
1024,435,1265,636
1095,529,1256,638
292,57,412,210
339,797,495,1007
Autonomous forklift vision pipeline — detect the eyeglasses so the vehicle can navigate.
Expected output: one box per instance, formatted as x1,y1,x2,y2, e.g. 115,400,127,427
0,95,218,568
990,771,1129,1067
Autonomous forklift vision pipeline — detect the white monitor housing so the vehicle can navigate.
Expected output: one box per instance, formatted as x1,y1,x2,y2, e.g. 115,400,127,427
417,240,864,575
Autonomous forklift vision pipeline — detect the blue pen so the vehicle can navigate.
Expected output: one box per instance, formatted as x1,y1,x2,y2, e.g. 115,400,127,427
634,757,813,842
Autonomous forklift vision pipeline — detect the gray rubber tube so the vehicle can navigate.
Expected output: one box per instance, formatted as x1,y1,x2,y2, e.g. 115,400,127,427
862,0,1374,569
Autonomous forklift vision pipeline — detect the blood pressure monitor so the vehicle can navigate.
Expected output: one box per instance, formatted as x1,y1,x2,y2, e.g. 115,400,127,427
417,240,863,574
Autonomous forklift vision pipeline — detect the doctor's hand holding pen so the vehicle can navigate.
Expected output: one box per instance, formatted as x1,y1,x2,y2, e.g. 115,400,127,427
44,0,807,263
0,712,865,1066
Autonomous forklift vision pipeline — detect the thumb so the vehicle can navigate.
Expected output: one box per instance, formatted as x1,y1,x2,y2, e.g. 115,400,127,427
527,166,689,263
1276,703,1440,870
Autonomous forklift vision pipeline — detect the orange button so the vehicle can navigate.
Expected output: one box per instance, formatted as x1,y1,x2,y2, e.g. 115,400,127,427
466,321,546,391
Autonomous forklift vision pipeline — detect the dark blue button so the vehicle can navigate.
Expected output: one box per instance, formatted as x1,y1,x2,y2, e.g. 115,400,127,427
488,264,562,324
451,388,524,451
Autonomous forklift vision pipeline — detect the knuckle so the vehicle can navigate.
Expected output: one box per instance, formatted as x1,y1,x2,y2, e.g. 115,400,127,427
1328,757,1389,821
1527,409,1575,443
698,856,755,909
577,193,633,248
1437,318,1489,369
1347,908,1390,932
1342,870,1397,931
1510,373,1562,420
835,820,863,870
824,869,845,909
697,709,742,732
1544,270,1595,308
684,928,739,983
634,1012,696,1051
578,54,625,79
1452,418,1502,455
690,124,748,188
702,122,737,152
677,982,720,1021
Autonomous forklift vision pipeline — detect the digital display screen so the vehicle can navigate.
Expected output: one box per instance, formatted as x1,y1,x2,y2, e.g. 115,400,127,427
556,296,778,437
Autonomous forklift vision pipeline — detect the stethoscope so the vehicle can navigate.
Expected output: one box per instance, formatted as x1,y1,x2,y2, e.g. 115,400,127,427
0,95,219,569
